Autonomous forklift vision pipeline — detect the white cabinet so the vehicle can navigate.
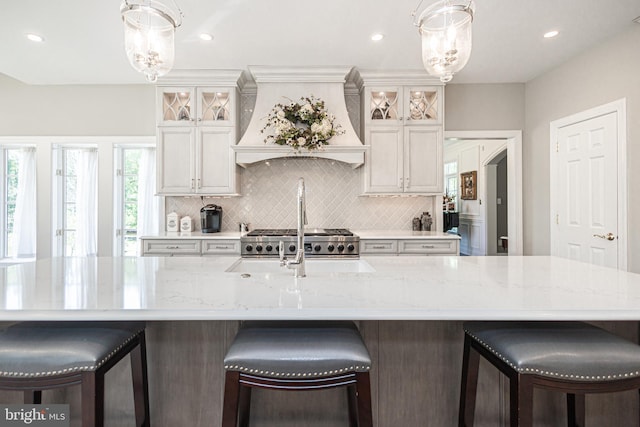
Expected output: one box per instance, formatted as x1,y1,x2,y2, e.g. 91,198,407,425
141,239,202,256
363,86,442,126
157,126,237,194
155,75,241,196
360,77,444,196
360,238,459,256
364,125,442,194
140,238,240,256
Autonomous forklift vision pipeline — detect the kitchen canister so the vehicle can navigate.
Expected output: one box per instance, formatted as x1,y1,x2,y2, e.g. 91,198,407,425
167,212,180,232
180,216,193,232
420,212,433,231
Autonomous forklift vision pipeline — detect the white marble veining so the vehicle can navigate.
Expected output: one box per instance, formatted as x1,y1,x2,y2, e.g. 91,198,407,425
1,256,640,321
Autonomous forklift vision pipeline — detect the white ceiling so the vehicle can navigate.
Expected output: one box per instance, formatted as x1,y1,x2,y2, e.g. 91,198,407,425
2,0,639,85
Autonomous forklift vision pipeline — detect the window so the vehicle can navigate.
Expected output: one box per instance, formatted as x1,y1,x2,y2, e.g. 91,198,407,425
444,161,458,211
0,147,36,259
114,146,158,256
53,146,98,256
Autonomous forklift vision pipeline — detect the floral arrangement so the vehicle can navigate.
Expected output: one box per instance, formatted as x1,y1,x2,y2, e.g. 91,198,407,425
260,96,344,151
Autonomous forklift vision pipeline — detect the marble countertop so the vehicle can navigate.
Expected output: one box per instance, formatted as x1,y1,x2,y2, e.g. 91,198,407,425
1,256,639,321
140,232,243,240
352,230,460,239
140,230,459,240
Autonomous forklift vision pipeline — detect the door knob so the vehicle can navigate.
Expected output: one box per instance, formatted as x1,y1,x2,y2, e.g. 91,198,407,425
593,232,616,241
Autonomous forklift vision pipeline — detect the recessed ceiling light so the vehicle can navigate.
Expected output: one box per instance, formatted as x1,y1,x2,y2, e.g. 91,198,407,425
543,30,559,39
371,33,384,41
199,33,213,41
26,33,44,43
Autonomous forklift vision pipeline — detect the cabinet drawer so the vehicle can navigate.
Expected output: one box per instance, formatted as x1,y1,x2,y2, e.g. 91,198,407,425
142,239,201,256
201,240,240,255
398,239,458,255
360,240,398,255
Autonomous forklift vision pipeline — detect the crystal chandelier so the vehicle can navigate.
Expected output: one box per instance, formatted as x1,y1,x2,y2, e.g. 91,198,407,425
120,0,183,83
413,0,475,83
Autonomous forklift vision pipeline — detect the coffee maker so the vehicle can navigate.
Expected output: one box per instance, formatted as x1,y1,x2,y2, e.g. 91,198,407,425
200,204,222,233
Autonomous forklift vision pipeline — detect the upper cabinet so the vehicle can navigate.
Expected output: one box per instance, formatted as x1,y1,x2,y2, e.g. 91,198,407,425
155,71,244,196
157,87,236,127
358,71,444,196
364,86,442,126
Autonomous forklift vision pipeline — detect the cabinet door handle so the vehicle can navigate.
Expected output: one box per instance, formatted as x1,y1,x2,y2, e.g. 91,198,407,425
197,178,201,189
214,245,230,249
372,245,387,249
166,245,180,249
191,179,195,189
421,245,435,248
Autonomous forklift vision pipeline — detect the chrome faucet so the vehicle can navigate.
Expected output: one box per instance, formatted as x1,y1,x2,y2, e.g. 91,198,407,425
283,177,307,277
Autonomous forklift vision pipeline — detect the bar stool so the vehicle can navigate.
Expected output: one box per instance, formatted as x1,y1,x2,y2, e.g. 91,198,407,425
459,321,640,427
0,321,150,427
222,321,372,427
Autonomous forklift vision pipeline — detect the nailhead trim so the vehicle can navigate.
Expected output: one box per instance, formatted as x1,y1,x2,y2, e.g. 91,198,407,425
0,327,144,378
224,364,371,377
465,329,640,381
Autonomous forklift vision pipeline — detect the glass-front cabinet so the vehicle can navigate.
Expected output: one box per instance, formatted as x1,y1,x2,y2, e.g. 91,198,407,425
155,72,242,196
364,86,442,126
157,87,235,127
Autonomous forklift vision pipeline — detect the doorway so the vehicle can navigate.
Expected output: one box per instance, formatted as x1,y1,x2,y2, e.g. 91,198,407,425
444,130,523,255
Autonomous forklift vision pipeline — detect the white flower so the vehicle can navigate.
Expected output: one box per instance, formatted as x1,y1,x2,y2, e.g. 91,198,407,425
277,110,285,119
297,137,306,146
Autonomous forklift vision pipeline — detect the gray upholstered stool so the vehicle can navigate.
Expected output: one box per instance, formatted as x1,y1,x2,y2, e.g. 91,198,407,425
0,322,149,427
222,321,372,427
459,321,640,427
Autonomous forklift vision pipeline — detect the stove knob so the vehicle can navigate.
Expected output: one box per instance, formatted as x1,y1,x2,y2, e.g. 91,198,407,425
245,245,253,252
327,244,335,252
265,245,273,252
347,244,355,252
337,244,345,252
255,245,263,252
314,245,322,252
289,245,296,252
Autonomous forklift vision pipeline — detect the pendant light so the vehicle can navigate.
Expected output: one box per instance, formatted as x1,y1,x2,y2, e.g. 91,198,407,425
120,0,183,83
412,0,475,83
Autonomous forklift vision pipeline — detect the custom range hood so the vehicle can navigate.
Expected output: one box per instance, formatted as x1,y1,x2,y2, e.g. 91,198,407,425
234,66,366,168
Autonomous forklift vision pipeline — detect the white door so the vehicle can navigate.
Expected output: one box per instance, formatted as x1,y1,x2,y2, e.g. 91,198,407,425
553,112,618,267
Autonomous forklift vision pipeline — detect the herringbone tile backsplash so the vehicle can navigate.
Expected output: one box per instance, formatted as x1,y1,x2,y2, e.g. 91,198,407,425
166,158,436,232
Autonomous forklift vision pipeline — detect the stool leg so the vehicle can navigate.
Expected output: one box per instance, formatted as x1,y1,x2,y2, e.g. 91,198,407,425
567,393,585,427
222,371,241,427
347,384,358,427
238,385,252,427
510,374,533,427
355,372,373,427
459,335,480,427
24,390,42,404
130,333,150,427
81,371,105,427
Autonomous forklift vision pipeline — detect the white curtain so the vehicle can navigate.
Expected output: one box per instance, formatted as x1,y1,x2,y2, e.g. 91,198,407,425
136,148,159,254
11,148,36,258
75,148,98,256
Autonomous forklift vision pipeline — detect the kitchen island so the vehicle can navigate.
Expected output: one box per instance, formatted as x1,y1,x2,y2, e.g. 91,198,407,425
0,255,638,426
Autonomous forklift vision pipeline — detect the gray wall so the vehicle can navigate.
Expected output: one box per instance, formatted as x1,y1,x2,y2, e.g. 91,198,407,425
0,73,155,136
444,83,525,130
524,26,640,271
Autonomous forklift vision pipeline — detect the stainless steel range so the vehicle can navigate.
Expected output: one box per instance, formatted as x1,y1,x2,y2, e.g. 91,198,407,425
241,228,359,258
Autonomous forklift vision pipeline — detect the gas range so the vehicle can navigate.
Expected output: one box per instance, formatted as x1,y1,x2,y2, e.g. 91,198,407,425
241,228,359,258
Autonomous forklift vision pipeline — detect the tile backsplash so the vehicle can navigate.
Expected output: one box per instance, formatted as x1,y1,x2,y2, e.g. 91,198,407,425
166,157,436,232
